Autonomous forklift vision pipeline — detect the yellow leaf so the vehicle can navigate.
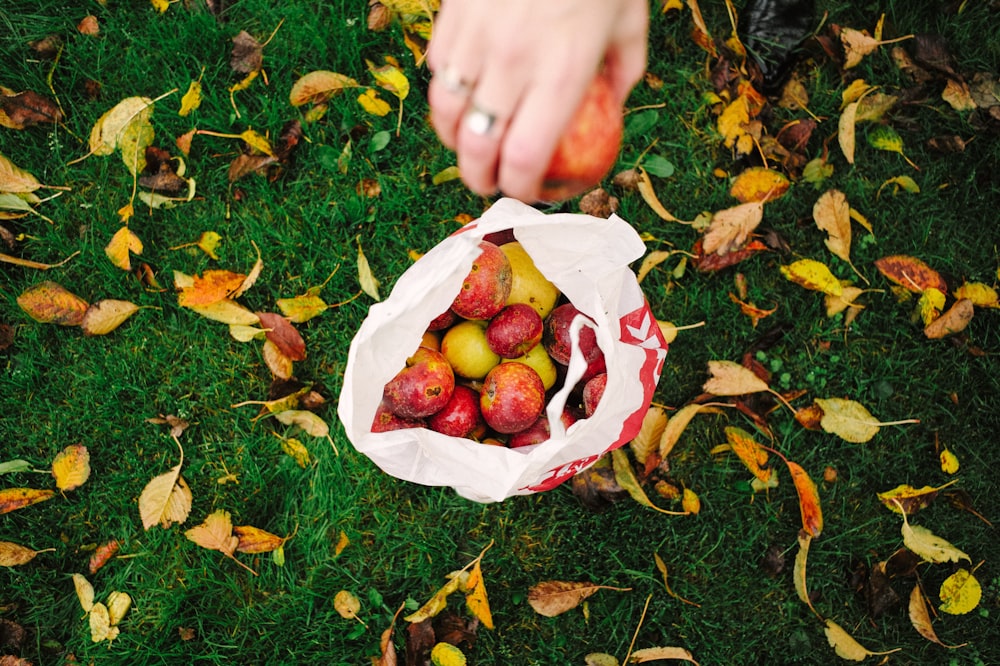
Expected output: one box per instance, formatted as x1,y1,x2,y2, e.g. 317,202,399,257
825,285,864,317
51,444,90,492
81,299,140,336
404,575,462,623
138,444,191,530
178,80,202,116
177,270,248,308
718,93,750,151
72,573,95,613
229,70,258,93
431,165,461,185
367,60,410,100
612,448,687,515
629,646,699,664
0,152,43,193
629,406,668,465
150,0,169,12
838,101,859,164
793,532,817,616
841,79,874,107
463,559,494,629
681,488,701,515
89,602,114,643
825,619,898,661
636,166,687,223
17,280,89,326
813,189,852,263
780,259,843,296
276,293,328,323
240,129,274,156
702,360,769,396
728,167,790,203
334,590,361,619
939,569,982,615
659,403,712,460
917,287,946,326
636,250,673,283
106,591,131,625
88,96,154,157
900,511,970,563
814,397,879,443
940,448,959,474
289,70,360,106
185,509,239,555
197,231,223,260
234,525,286,554
877,482,953,515
274,410,330,438
105,226,143,270
430,642,467,666
0,488,55,515
0,541,41,567
280,437,311,468
941,78,976,111
190,299,261,326
953,282,999,308
334,530,350,557
357,237,381,300
118,110,155,175
357,88,392,117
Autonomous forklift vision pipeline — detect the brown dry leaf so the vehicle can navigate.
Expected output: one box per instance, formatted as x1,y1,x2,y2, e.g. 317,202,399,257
0,152,43,193
185,509,257,574
724,426,772,483
88,539,121,575
910,583,966,648
924,299,974,339
233,525,286,553
81,299,140,336
0,488,55,515
702,359,769,396
230,31,263,74
105,226,143,270
0,541,42,567
686,0,716,56
729,167,790,203
838,101,859,164
177,270,247,308
227,153,277,182
277,293,329,323
813,189,852,263
728,293,777,327
0,90,64,128
942,79,976,112
630,646,700,664
527,580,631,617
231,244,264,299
629,406,667,466
825,619,899,661
77,15,99,35
702,201,764,255
334,590,362,619
51,444,90,492
787,461,823,537
16,281,88,326
780,259,843,297
263,338,294,379
289,71,360,106
256,312,306,361
874,255,948,294
899,510,970,563
877,482,953,515
138,443,192,530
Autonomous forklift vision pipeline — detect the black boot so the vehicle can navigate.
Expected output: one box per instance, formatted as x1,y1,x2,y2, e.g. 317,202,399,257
738,0,817,95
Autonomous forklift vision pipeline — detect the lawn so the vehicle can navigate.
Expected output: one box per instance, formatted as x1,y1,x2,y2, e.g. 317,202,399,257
1,1,998,665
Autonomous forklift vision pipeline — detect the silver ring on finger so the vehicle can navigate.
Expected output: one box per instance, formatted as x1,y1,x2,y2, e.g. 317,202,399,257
464,103,497,136
440,66,474,96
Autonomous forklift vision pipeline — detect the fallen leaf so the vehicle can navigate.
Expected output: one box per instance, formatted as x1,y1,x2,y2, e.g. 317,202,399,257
274,410,330,438
838,101,859,164
681,488,701,514
233,525,286,553
877,482,953,515
629,406,667,466
917,288,946,326
367,59,410,100
899,510,970,563
0,90,64,128
939,569,982,615
814,397,880,443
780,259,843,296
874,254,947,294
636,166,687,223
88,540,121,575
256,312,306,361
793,532,818,617
0,487,55,515
73,573,95,613
106,590,131,626
953,282,999,308
51,444,90,491
526,580,631,617
138,443,192,530
185,509,257,574
430,642,466,666
910,583,966,648
924,299,974,339
813,189,852,264
177,270,247,308
0,460,31,475
840,26,912,69
0,541,42,567
702,359,769,396
230,30,263,74
17,280,89,325
357,237,381,300
0,152,43,193
718,93,751,153
636,250,674,283
728,167,790,203
824,619,898,661
630,646,700,664
263,339,294,379
463,559,493,630
358,88,392,116
89,602,117,643
105,226,143,270
701,201,764,255
867,125,918,169
724,426,772,483
787,461,823,537
334,590,361,619
190,299,261,326
280,437,311,468
289,71,360,106
81,299,141,336
612,448,686,515
179,80,202,117
940,448,959,474
277,293,328,323
404,575,463,623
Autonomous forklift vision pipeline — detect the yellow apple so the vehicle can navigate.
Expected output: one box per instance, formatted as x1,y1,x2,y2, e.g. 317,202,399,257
500,242,560,319
502,343,558,391
441,320,500,380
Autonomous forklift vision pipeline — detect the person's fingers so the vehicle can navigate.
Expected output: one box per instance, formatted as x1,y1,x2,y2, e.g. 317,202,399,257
604,0,650,104
426,7,485,150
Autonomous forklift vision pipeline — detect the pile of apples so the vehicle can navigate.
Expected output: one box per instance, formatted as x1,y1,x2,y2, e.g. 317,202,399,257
372,232,607,448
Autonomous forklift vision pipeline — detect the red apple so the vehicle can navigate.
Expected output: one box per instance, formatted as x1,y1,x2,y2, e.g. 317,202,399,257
451,241,513,320
427,309,457,331
508,409,578,448
485,303,544,359
540,73,623,202
582,372,607,417
427,385,485,438
543,303,603,367
480,362,545,434
371,401,426,432
382,347,455,419
482,228,517,246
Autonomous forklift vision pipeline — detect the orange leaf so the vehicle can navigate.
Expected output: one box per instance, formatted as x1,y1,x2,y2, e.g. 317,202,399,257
177,270,248,308
0,487,55,515
874,255,948,294
718,94,750,152
787,461,823,537
233,525,286,553
17,280,89,325
924,299,974,339
729,167,790,203
88,540,121,575
724,426,772,483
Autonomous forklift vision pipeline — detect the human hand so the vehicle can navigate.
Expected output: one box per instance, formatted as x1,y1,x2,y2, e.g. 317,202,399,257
426,0,649,202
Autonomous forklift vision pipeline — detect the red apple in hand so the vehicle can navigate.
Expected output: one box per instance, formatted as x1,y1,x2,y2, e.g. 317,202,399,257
427,385,485,438
540,73,623,202
382,347,455,419
486,303,544,359
451,241,513,320
480,362,545,434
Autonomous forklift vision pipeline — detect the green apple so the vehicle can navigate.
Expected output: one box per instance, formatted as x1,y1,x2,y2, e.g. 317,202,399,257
500,242,560,319
441,320,500,380
501,343,557,391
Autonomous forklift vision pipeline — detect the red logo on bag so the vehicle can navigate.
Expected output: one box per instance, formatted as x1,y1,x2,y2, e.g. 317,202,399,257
523,302,668,494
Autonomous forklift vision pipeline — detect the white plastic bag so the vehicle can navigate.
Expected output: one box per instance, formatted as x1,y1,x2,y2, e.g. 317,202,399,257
337,198,667,503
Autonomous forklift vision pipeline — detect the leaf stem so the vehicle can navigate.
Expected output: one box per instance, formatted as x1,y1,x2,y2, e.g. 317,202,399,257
621,593,652,665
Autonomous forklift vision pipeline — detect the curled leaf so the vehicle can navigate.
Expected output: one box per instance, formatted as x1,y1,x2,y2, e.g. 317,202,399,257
527,580,631,617
787,461,823,538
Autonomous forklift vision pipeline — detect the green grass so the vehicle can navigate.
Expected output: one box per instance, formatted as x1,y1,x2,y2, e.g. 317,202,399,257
2,0,999,664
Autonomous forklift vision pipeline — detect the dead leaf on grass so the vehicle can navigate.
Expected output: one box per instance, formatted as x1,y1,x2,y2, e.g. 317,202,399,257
527,580,631,617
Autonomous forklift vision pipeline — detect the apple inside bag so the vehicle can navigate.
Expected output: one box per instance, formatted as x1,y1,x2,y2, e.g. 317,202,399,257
338,197,668,503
